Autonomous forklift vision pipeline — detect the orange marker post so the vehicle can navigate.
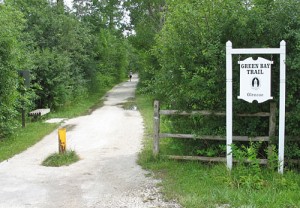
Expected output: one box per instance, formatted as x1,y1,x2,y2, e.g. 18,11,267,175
58,128,66,154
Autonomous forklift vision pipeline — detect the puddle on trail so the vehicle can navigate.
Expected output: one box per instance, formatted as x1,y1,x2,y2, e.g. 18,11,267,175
120,98,138,111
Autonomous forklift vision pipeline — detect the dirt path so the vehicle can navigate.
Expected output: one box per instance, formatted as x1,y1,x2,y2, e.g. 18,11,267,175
0,75,180,208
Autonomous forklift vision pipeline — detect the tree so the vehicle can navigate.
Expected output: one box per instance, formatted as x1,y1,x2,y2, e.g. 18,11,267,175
124,0,166,91
6,0,94,108
0,4,26,137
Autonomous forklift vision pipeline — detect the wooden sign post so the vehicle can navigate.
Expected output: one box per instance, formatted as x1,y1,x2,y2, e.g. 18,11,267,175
226,41,286,173
18,70,30,128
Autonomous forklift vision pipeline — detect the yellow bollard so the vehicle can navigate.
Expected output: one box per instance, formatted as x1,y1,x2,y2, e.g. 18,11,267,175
58,128,66,154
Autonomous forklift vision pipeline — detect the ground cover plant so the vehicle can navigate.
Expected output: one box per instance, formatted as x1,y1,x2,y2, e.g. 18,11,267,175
136,94,300,208
42,150,80,167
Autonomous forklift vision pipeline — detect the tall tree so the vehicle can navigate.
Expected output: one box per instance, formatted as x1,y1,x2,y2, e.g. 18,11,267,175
57,0,64,13
0,4,26,137
123,0,166,90
125,0,166,50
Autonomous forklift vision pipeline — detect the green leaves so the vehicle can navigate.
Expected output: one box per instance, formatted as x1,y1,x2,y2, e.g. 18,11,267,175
0,4,26,137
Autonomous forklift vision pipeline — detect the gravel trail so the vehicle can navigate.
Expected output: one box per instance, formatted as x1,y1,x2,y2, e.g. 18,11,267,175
0,75,181,208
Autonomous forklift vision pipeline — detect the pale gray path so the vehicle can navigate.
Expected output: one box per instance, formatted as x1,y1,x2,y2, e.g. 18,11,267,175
0,75,180,208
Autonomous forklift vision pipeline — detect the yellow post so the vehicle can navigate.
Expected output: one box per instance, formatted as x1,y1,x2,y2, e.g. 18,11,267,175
58,128,66,154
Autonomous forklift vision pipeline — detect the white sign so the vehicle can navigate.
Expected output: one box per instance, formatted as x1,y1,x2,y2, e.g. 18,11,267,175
238,57,273,103
226,40,286,174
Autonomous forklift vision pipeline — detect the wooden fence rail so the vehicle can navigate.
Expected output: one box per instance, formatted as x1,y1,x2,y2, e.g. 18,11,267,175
153,100,277,164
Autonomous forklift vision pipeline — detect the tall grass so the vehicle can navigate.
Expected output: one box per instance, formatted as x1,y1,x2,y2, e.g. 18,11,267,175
136,94,300,208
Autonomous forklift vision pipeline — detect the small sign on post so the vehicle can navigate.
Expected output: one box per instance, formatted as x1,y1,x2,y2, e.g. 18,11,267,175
58,128,66,154
238,57,273,103
18,70,31,128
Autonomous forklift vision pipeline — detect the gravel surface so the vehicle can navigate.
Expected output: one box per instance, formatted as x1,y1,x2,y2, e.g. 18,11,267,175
0,75,181,208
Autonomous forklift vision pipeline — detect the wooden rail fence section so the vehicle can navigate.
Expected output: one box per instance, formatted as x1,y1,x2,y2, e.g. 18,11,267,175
153,100,277,163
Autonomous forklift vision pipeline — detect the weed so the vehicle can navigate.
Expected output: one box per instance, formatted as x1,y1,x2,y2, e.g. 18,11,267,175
42,150,80,167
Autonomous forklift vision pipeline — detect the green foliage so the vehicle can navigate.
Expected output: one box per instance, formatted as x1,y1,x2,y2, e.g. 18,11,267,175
0,122,58,162
230,142,264,189
125,0,166,50
95,29,129,84
32,49,74,108
196,144,226,157
0,4,26,137
10,0,92,109
125,0,166,91
134,0,300,139
137,93,300,208
228,142,280,190
42,150,80,167
285,142,300,159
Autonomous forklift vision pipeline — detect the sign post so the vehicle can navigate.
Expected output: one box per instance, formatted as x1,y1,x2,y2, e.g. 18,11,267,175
18,70,30,128
226,41,286,173
226,42,233,170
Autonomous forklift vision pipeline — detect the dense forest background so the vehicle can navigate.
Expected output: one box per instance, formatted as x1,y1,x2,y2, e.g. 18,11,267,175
1,0,300,153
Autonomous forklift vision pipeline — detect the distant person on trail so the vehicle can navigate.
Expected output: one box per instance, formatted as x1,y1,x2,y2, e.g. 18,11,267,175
129,71,133,82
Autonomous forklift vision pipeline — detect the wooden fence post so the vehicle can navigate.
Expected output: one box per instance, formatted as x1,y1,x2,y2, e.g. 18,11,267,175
268,102,276,163
153,100,160,157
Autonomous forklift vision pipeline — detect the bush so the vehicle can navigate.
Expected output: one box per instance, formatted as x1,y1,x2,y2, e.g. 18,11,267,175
0,4,26,137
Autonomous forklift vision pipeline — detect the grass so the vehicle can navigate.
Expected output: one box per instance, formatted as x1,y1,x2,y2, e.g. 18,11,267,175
136,93,300,208
48,90,108,118
0,122,58,162
42,150,80,167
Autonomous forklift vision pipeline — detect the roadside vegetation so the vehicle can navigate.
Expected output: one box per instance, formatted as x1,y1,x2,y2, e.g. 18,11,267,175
136,94,300,208
0,122,58,162
42,150,80,167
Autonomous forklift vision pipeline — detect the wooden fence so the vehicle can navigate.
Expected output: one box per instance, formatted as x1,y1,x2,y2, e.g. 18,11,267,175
153,100,277,164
